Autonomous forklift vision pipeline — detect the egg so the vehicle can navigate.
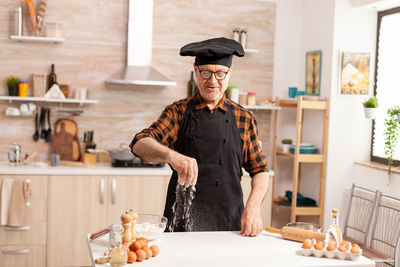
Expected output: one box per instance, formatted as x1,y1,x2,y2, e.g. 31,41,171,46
143,247,153,259
327,240,337,251
137,237,148,248
302,239,313,249
130,241,142,251
338,245,348,252
351,246,361,254
352,243,360,248
150,245,160,257
340,241,350,249
127,251,137,263
135,249,146,262
314,241,324,250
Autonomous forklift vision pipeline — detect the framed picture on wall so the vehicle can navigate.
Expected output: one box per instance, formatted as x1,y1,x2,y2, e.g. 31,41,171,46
305,50,322,96
339,51,371,96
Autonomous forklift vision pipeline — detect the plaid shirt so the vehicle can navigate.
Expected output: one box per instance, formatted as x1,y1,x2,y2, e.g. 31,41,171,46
130,94,268,177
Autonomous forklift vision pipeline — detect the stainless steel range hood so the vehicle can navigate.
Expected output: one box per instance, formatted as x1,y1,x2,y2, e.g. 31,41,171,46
105,0,176,86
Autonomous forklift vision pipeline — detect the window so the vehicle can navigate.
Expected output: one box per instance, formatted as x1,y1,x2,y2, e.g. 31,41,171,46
371,7,400,165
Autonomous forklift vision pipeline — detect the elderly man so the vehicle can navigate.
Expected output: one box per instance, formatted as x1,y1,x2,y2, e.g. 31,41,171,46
130,37,269,237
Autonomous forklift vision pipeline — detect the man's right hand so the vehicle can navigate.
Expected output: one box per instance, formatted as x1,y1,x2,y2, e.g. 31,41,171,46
167,150,198,187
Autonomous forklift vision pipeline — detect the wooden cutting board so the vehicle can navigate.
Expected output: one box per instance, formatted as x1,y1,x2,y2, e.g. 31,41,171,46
52,119,80,161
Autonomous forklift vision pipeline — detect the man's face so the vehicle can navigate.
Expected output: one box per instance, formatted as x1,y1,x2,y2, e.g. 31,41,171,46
194,64,231,106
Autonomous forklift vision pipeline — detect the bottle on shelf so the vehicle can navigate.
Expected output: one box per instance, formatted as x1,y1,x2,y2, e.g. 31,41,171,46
47,64,57,91
187,71,196,97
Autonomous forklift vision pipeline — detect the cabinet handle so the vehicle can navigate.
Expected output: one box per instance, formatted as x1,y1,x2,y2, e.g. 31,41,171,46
2,249,30,255
100,179,105,205
111,178,116,205
2,226,30,231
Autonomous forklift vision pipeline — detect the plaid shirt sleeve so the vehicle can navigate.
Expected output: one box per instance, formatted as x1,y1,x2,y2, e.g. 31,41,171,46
129,102,182,152
243,114,269,177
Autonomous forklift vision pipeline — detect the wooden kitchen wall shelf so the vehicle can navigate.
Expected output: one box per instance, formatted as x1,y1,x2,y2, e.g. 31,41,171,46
243,104,281,110
0,96,98,106
10,35,65,44
271,96,329,225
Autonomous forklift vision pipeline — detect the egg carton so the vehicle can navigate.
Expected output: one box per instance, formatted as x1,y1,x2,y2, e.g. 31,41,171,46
298,241,362,261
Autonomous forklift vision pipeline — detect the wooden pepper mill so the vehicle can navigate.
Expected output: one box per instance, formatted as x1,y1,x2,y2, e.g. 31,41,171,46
121,209,137,246
121,212,133,246
129,209,137,241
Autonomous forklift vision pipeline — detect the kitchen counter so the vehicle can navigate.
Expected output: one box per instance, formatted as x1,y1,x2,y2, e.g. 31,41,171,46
0,162,173,176
87,231,375,267
0,162,263,177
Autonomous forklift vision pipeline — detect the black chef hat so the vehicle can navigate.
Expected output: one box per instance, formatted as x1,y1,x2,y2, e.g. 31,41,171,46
180,37,245,68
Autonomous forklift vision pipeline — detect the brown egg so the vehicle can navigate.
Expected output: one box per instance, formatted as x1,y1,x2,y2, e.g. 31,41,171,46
143,247,153,259
130,241,142,251
351,246,361,254
338,245,348,252
314,241,324,250
327,241,337,251
352,243,360,248
135,249,146,262
127,251,137,263
340,241,350,249
137,237,148,248
150,245,160,257
302,239,313,249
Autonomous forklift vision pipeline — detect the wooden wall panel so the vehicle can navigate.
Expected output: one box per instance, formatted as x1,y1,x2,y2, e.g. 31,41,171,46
0,0,275,165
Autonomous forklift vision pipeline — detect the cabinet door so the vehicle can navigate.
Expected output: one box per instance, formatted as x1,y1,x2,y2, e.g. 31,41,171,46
0,245,46,267
107,176,170,225
0,175,47,245
47,176,107,267
241,175,272,227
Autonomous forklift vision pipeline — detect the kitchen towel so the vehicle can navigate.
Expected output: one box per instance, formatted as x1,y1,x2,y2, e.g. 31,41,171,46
8,180,31,227
0,178,14,225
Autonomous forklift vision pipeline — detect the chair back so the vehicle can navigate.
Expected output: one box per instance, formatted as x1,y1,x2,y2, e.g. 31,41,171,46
370,193,400,267
344,184,379,246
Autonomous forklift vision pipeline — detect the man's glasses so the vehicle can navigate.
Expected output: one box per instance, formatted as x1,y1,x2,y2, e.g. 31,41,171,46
197,69,230,80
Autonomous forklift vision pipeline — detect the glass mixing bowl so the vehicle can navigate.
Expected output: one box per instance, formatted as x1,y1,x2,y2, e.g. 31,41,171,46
135,214,167,241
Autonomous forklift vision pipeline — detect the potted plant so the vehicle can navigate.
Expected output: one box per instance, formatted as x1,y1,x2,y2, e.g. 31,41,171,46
6,76,19,96
363,96,378,119
281,139,293,153
384,106,400,176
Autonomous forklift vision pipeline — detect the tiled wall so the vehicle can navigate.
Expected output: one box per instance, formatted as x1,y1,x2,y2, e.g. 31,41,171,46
0,0,275,163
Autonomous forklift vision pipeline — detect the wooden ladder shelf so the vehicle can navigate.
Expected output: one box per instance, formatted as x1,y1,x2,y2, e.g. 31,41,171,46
271,96,329,225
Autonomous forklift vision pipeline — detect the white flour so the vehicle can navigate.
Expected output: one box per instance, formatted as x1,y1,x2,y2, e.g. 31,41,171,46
168,183,196,232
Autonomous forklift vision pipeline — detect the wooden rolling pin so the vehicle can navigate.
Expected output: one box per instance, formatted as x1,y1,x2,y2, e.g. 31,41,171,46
265,226,326,243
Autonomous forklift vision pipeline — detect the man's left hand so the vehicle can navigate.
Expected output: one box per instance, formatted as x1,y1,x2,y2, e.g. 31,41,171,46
240,206,263,237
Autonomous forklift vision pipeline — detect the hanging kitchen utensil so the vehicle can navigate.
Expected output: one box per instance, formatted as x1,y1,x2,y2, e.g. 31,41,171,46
40,107,47,139
32,111,39,141
46,108,52,142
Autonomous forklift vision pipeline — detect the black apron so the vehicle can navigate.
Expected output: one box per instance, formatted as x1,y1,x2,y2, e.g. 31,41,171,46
164,97,244,231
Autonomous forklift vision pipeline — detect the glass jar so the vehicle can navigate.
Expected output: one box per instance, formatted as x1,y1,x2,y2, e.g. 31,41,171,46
233,28,240,42
108,245,127,267
108,224,127,266
109,224,123,249
18,79,28,97
239,92,248,106
247,92,256,106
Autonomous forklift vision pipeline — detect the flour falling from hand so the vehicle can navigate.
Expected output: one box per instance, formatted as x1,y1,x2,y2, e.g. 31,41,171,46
168,184,196,232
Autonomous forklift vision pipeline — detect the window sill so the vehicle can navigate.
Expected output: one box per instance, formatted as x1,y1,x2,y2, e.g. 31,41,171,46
354,161,400,174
